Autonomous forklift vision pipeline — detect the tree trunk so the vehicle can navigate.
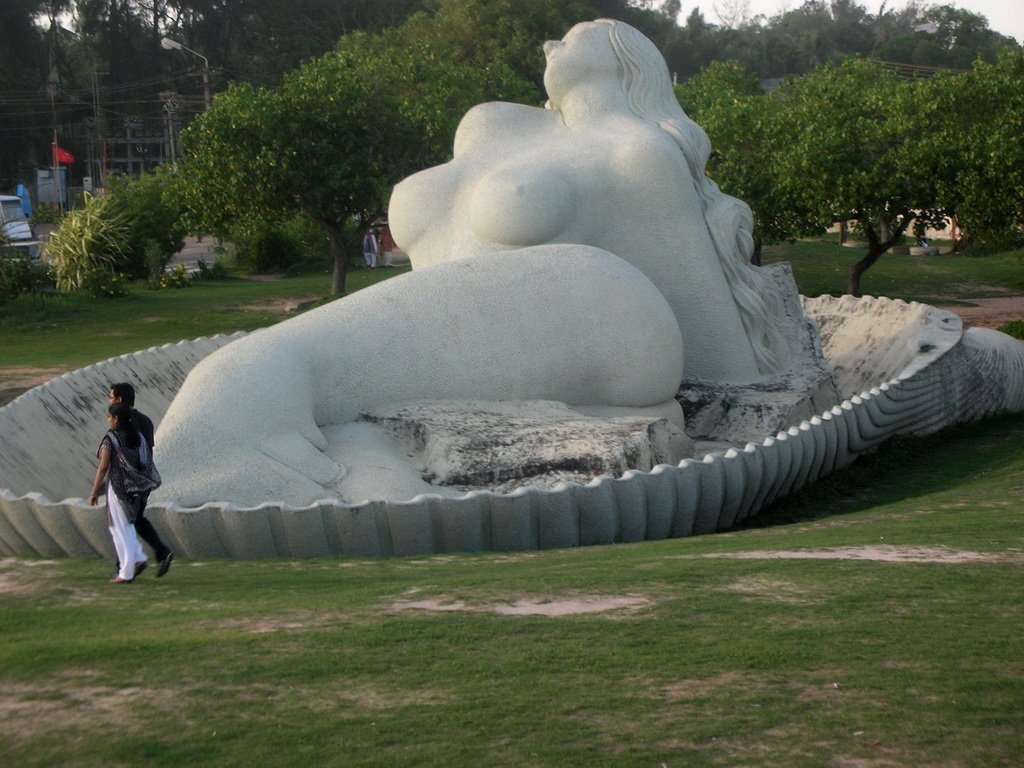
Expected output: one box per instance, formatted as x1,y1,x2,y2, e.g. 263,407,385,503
847,243,885,297
847,217,906,297
750,238,763,266
322,220,349,296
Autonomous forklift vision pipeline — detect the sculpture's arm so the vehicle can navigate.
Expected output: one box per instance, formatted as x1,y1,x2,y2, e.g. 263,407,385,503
453,102,563,157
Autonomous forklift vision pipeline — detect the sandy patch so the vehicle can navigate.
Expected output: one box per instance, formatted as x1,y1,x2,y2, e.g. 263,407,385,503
235,295,321,313
389,593,650,617
720,576,819,604
688,546,1011,564
0,558,62,596
934,294,1024,330
0,680,155,743
211,610,348,634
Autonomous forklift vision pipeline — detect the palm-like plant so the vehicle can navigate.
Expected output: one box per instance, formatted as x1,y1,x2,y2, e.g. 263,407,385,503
45,193,129,294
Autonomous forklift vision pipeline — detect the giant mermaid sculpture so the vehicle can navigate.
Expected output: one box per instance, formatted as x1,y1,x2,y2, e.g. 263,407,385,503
2,20,1023,559
150,19,793,507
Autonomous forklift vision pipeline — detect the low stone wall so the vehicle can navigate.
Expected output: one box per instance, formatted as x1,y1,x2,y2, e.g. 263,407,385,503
2,297,1022,559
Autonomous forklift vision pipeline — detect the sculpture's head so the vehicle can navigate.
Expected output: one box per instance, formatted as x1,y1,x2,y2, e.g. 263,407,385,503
543,19,788,376
543,20,711,175
542,21,621,109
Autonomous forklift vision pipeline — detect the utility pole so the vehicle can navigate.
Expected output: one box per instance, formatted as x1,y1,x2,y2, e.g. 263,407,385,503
92,70,108,192
161,37,211,110
161,92,180,166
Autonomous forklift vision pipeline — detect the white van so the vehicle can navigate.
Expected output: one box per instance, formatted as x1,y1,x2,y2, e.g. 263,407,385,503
1,194,42,259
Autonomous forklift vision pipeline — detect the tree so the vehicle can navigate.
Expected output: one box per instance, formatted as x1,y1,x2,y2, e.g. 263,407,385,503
677,61,800,263
179,39,531,294
771,58,947,296
107,167,187,276
922,50,1024,250
392,0,594,94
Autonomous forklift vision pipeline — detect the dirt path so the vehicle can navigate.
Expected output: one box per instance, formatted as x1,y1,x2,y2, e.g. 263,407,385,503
932,295,1024,331
3,294,1023,407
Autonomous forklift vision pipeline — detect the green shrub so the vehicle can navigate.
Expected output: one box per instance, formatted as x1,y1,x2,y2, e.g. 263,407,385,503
83,266,129,298
233,216,327,274
997,319,1024,339
153,263,192,290
108,169,187,278
45,192,129,293
195,258,230,281
0,249,50,299
28,204,63,226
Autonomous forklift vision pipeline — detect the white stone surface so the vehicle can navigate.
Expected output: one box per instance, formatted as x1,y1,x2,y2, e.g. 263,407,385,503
152,246,684,506
389,19,790,382
153,18,816,509
351,399,695,498
2,19,1023,557
2,294,1023,558
806,294,963,399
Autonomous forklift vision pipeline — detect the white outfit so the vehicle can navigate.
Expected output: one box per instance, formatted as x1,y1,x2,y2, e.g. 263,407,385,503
363,233,378,268
107,487,147,581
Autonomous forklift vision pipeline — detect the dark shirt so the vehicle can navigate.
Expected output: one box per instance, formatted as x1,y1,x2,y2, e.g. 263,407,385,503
133,409,155,451
99,430,156,513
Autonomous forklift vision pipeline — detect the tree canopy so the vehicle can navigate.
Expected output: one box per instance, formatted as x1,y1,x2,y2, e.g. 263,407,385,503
682,51,1024,296
3,0,1018,190
179,35,532,294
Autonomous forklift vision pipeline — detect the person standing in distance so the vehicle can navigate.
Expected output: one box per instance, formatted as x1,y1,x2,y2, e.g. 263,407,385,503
108,382,174,577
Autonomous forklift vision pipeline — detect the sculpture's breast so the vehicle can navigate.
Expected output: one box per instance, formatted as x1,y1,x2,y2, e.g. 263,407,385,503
468,163,574,247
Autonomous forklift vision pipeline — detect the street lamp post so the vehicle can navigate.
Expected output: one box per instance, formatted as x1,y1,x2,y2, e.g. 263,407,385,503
161,37,210,110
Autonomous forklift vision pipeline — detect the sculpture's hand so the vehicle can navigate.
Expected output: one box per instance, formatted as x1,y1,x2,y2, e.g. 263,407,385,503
261,430,346,487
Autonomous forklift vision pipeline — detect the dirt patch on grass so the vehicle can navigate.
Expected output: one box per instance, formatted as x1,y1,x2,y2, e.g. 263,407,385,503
693,546,1012,564
0,679,157,744
0,558,62,596
0,367,68,405
210,610,349,634
389,592,650,617
934,294,1024,330
720,576,819,604
235,295,321,313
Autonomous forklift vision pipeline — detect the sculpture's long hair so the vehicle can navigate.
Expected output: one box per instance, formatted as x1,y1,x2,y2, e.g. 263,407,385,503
598,19,789,375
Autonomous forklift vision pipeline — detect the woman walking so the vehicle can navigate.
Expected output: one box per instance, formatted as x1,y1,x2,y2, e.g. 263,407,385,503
88,402,162,583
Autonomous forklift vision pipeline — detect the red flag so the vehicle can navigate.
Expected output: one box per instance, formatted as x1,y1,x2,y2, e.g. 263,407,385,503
54,146,75,164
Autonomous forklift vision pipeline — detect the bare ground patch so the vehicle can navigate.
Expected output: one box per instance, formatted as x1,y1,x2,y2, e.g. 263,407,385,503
719,576,820,604
689,546,1015,564
0,367,67,405
234,295,321,313
0,558,62,596
208,610,352,634
934,294,1024,330
388,591,650,617
0,675,448,746
0,679,160,744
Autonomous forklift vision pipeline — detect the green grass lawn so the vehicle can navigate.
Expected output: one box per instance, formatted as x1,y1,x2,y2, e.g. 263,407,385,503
762,239,1024,301
2,414,1022,766
2,244,1023,765
0,266,410,372
2,241,1022,374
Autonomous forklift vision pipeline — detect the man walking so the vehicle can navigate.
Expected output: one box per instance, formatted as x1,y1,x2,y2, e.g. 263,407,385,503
108,382,175,577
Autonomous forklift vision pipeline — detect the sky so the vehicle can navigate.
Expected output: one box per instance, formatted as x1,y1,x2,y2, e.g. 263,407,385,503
686,1,1023,44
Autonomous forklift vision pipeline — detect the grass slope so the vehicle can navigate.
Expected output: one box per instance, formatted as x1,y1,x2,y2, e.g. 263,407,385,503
762,239,1024,301
0,266,410,371
1,416,1022,766
2,243,1023,765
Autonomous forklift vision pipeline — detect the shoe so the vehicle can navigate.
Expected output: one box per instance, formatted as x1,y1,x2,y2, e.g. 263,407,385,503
156,552,175,578
110,576,133,584
134,561,149,578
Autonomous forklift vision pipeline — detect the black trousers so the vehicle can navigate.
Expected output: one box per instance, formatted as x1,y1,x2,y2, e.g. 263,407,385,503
134,508,171,562
114,493,170,567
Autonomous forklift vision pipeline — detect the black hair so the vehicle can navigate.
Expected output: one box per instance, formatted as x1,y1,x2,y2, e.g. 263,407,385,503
109,382,136,406
108,402,141,449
